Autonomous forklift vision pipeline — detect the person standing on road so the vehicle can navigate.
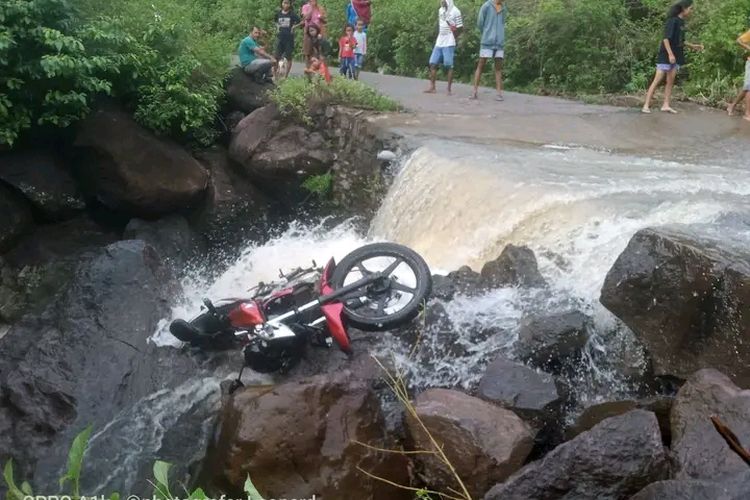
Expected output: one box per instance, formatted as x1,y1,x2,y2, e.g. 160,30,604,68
471,0,507,101
424,0,464,96
338,24,358,79
274,0,301,79
642,0,703,114
727,23,750,121
353,19,368,79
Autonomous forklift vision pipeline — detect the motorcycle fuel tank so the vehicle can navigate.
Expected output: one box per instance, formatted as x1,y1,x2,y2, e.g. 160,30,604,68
228,301,266,327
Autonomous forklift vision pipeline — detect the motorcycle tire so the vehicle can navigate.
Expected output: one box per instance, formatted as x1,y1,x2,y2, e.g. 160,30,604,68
330,242,432,331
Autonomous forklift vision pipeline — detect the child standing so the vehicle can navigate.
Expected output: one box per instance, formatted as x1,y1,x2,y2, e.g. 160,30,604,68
727,25,750,121
275,0,301,79
338,25,357,79
642,0,703,114
353,19,367,79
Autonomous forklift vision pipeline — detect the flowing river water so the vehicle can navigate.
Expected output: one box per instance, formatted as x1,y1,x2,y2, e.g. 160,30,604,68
88,138,750,493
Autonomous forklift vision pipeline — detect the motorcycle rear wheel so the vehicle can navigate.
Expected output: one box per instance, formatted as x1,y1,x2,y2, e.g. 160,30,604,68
330,242,432,331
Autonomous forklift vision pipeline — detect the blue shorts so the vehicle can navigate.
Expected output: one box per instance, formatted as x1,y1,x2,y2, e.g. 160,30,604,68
656,63,680,72
355,53,365,68
429,45,455,69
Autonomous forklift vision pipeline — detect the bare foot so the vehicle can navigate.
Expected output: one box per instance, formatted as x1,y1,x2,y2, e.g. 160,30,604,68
470,93,478,100
447,90,453,96
423,88,436,94
660,107,678,114
728,104,735,116
743,115,750,122
641,107,651,114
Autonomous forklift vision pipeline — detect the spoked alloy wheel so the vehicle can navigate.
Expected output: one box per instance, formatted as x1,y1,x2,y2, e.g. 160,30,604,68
330,242,432,331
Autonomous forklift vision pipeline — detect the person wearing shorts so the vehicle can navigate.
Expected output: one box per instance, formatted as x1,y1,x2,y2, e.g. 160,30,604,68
642,1,703,114
727,27,750,121
424,0,463,95
275,0,301,78
471,0,507,101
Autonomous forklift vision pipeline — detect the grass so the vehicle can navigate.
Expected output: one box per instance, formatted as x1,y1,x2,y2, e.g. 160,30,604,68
268,76,401,125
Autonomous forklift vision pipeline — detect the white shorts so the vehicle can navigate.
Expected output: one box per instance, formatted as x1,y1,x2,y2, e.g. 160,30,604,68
479,48,504,59
744,60,750,91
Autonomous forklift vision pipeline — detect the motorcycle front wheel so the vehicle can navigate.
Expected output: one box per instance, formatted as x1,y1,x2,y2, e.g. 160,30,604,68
330,242,432,331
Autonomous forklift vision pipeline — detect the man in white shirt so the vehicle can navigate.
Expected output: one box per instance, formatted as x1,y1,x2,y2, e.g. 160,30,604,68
424,0,463,95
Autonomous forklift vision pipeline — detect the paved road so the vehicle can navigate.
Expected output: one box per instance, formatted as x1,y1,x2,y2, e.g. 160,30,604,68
352,71,750,164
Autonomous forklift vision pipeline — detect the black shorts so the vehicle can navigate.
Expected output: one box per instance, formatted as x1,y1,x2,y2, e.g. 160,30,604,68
276,36,295,60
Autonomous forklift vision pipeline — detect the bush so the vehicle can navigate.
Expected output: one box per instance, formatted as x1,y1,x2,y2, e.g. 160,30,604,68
268,76,400,124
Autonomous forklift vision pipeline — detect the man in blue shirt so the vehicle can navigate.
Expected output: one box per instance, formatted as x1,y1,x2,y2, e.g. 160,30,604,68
239,27,277,83
470,0,507,101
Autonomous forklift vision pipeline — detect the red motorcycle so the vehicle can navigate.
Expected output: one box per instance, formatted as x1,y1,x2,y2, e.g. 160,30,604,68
169,243,432,374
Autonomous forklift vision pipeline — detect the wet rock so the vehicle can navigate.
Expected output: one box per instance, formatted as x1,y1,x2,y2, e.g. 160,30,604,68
226,67,272,113
566,396,673,444
431,266,483,300
228,104,280,168
0,183,33,252
515,310,591,374
251,125,334,180
0,240,195,492
73,106,209,216
192,147,271,249
478,356,563,426
480,244,547,289
600,225,750,386
0,150,85,221
670,368,750,481
407,388,534,499
630,472,750,500
208,370,410,500
484,409,669,500
124,215,202,270
0,216,118,322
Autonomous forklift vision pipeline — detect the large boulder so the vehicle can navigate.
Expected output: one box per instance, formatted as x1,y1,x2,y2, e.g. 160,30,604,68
0,240,199,493
228,104,280,168
207,371,410,500
123,215,202,271
600,225,750,386
630,474,750,500
515,310,591,374
480,244,547,289
670,369,750,481
484,410,669,500
250,125,334,181
407,388,534,499
226,67,273,113
0,150,85,221
192,147,271,249
0,216,118,322
73,106,209,216
0,183,33,252
477,356,564,426
565,397,673,443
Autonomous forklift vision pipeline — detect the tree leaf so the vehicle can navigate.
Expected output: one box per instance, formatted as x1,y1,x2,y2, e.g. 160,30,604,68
59,425,92,496
2,460,27,500
243,475,264,500
21,481,33,495
187,487,208,500
152,461,172,499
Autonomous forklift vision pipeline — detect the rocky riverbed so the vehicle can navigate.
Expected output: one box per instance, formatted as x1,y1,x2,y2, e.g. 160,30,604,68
1,69,750,499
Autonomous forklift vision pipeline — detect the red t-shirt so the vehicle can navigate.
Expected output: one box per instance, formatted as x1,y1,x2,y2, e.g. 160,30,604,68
339,36,356,58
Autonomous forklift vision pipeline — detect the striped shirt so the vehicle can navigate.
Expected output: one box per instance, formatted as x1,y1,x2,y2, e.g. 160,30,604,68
435,5,463,48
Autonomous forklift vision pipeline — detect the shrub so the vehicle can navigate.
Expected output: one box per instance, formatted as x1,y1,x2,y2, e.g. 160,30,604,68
268,76,400,124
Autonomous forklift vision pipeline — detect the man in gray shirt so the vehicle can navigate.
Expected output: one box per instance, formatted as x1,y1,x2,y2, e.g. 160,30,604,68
471,0,507,101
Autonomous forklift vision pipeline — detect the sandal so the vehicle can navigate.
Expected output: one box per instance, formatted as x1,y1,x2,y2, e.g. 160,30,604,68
641,107,651,114
660,107,678,114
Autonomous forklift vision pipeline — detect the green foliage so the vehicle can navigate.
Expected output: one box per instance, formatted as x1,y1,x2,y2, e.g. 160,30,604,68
302,172,333,198
2,426,254,500
59,424,92,497
244,475,264,500
268,76,399,124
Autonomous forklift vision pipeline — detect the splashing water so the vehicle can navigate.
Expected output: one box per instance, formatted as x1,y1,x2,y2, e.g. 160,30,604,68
152,219,368,346
369,141,750,402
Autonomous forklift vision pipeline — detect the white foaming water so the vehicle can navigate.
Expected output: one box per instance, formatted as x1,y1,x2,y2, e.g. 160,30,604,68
370,142,750,395
152,219,368,346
